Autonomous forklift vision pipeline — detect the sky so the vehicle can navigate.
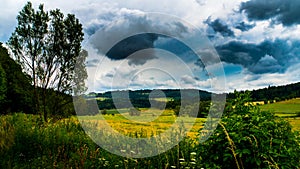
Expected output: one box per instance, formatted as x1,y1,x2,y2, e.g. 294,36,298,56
1,0,300,93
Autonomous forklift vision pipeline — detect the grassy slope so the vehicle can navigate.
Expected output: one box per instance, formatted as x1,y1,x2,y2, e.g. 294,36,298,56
259,98,300,131
259,98,300,114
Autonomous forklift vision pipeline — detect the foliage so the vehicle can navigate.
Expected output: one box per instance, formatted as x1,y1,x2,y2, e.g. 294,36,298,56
7,2,86,121
0,113,201,169
0,43,33,114
1,93,299,168
172,101,210,118
228,82,300,102
0,64,6,106
199,91,300,169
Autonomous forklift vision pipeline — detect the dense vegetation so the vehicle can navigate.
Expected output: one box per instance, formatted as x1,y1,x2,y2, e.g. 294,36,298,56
0,92,299,168
91,82,300,105
0,42,33,114
228,82,300,102
91,82,300,117
0,43,75,118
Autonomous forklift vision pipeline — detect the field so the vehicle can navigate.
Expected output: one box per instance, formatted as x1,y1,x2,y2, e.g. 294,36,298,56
78,99,300,140
259,98,300,116
1,97,300,168
79,98,300,138
79,108,205,138
258,98,300,131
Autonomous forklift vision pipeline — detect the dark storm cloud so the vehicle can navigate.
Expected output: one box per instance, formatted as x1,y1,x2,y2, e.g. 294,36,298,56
106,33,158,61
235,22,255,31
249,55,283,74
154,36,206,68
205,18,235,37
240,0,300,26
155,37,193,56
86,8,192,66
216,39,300,74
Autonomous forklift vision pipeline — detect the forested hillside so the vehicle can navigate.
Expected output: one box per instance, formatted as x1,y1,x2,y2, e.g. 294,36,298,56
0,43,33,114
227,82,300,102
0,43,75,118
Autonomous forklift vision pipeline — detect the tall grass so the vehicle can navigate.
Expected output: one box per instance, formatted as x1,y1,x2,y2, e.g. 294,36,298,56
1,110,299,168
0,113,203,169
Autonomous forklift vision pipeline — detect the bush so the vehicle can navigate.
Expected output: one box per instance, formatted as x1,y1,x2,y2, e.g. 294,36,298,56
198,91,300,168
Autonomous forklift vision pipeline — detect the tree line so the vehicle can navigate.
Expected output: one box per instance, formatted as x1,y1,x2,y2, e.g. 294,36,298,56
228,82,300,103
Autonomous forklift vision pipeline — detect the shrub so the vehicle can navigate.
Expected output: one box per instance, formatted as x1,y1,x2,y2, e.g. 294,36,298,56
198,91,300,169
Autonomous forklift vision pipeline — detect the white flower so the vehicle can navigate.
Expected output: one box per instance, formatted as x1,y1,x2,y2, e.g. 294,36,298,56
190,152,196,155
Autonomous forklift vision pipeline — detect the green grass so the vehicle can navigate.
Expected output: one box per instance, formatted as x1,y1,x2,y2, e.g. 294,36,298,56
259,98,300,115
1,104,299,168
258,98,300,131
287,117,300,131
0,113,205,168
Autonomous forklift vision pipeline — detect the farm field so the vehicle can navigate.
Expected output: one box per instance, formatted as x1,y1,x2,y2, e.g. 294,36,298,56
259,98,300,117
258,98,300,131
259,98,300,113
287,117,300,131
76,97,300,140
78,101,300,140
79,109,205,138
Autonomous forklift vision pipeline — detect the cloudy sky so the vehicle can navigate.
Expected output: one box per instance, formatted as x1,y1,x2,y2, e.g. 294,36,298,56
1,0,300,93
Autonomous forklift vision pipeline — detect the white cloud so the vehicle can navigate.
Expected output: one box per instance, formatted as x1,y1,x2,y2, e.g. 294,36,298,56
226,63,300,92
1,0,300,93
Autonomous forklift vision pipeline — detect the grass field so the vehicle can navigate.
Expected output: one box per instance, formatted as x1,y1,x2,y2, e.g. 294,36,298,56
259,98,300,117
1,101,299,168
258,98,300,131
287,117,300,131
79,109,205,138
76,98,300,141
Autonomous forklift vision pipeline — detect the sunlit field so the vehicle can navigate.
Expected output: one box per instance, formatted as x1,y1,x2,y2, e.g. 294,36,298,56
260,98,300,115
287,117,300,131
78,109,206,139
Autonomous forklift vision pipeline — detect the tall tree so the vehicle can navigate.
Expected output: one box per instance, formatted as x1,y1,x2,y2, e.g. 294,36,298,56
7,2,87,121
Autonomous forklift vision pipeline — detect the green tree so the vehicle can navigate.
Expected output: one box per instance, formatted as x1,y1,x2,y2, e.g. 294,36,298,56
8,2,86,121
0,64,6,107
0,43,33,114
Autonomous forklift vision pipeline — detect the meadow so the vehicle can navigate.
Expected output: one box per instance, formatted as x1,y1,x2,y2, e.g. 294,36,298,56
259,98,300,131
79,108,205,138
1,95,300,168
260,98,300,115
